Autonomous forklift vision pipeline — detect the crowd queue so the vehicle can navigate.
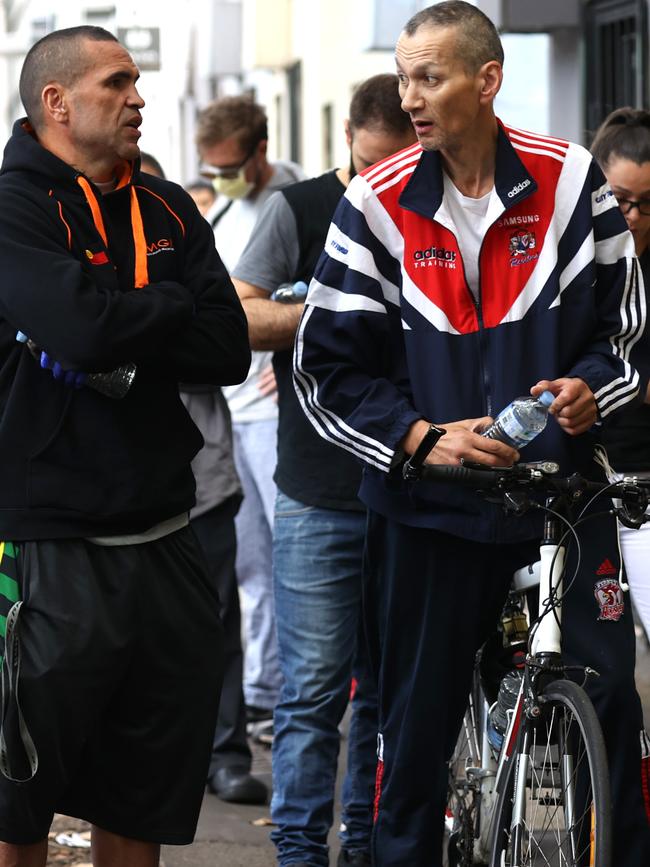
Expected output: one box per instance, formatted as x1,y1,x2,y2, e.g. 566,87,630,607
0,3,649,867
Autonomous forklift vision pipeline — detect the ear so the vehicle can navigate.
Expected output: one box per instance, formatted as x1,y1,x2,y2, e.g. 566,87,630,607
256,138,268,158
478,61,502,105
344,119,353,149
41,82,69,124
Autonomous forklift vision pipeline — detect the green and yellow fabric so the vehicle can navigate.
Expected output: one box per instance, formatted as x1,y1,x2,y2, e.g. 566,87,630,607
0,542,19,664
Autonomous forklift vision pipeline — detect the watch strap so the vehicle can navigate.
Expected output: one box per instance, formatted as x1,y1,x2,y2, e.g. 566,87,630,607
403,424,447,481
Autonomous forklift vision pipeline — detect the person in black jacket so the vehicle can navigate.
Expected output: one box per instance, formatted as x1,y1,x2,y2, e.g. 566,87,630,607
0,25,249,867
591,108,650,645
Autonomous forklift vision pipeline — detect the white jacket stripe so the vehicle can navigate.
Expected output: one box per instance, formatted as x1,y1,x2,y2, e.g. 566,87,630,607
501,145,591,324
294,307,393,468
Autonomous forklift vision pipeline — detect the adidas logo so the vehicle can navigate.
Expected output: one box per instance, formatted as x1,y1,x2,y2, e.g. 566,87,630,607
507,179,531,198
596,558,617,576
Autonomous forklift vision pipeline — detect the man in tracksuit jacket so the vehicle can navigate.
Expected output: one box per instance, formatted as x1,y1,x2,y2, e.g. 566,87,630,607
294,3,650,866
0,25,250,867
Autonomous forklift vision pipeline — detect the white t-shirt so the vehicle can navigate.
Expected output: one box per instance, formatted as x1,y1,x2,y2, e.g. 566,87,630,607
442,173,500,303
207,160,305,423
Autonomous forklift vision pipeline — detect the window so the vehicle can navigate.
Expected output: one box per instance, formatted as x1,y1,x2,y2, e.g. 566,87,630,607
83,6,116,28
288,61,302,166
585,0,648,134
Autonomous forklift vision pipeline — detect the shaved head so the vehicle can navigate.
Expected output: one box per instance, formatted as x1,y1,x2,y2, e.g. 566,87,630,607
404,1,503,74
19,25,118,130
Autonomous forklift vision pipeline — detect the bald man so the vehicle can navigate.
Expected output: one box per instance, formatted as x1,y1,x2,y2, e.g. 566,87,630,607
0,25,249,867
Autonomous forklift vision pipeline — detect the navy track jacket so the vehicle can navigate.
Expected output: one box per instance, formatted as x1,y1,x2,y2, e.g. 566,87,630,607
294,122,649,542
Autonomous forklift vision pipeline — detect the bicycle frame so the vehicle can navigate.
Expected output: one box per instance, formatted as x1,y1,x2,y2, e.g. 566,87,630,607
489,499,568,824
449,518,569,861
405,455,648,866
491,499,611,866
468,502,587,863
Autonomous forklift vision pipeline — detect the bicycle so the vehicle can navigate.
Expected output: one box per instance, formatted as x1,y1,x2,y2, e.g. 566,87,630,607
402,438,650,867
446,577,532,866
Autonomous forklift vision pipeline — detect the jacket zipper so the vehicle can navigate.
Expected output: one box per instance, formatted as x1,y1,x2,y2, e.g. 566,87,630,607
447,227,492,419
475,235,491,418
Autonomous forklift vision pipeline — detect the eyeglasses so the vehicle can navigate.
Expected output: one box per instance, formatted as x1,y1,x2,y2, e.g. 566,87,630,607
617,198,650,217
199,142,258,180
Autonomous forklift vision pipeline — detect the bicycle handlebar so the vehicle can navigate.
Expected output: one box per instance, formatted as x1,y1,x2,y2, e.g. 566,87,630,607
402,457,650,525
406,461,581,492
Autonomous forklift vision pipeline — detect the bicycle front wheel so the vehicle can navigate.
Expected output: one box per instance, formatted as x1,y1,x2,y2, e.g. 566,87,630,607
489,678,611,867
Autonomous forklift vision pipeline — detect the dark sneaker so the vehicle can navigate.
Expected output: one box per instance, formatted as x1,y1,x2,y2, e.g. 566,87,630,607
208,766,267,805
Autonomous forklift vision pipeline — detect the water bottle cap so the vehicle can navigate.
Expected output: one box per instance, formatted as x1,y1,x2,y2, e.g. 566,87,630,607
293,281,308,297
538,390,554,408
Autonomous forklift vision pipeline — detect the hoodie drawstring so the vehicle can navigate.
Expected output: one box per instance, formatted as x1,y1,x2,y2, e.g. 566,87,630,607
76,174,149,288
129,187,149,289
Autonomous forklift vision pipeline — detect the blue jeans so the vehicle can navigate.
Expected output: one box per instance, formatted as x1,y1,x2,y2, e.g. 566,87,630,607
232,419,281,710
271,492,377,866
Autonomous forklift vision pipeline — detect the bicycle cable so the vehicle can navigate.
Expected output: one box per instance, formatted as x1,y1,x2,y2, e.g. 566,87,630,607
525,501,580,650
526,505,617,652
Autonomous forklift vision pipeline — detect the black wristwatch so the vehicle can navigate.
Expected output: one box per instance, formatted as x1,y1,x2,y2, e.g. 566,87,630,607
403,424,447,481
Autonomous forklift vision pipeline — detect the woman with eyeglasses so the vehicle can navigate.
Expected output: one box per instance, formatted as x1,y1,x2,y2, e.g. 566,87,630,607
591,107,650,643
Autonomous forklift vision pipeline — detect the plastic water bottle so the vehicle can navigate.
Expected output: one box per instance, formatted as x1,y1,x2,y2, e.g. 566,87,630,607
16,331,136,398
270,281,309,303
482,391,555,449
82,364,137,398
487,670,523,751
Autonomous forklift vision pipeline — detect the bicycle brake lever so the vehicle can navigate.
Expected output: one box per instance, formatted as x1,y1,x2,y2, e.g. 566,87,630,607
519,461,560,475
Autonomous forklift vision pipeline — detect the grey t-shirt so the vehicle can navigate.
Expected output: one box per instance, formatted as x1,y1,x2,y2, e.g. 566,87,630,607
182,163,305,518
180,386,241,519
233,192,300,292
217,160,306,424
233,169,363,511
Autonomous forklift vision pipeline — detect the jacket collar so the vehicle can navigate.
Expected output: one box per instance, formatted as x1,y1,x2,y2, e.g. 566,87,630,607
2,119,137,193
398,119,538,220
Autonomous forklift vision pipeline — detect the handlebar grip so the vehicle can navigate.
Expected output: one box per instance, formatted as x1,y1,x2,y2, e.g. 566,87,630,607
406,462,503,489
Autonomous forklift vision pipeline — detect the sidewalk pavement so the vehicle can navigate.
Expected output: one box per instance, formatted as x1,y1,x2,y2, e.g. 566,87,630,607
160,714,346,867
47,713,347,867
46,635,650,867
161,738,281,867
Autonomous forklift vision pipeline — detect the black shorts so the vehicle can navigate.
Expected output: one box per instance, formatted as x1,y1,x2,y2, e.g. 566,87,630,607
0,527,223,845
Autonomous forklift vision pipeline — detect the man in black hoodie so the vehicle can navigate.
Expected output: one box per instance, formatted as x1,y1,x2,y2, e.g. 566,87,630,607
0,25,250,867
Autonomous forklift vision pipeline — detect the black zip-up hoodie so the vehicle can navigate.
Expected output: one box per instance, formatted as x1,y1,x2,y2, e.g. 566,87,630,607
0,120,250,539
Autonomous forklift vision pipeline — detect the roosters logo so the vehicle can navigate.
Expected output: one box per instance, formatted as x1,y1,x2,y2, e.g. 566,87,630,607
594,578,624,622
508,230,538,268
509,230,536,257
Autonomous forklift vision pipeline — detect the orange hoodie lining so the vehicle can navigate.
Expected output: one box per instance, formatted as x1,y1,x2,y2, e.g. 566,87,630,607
56,201,73,250
136,186,186,238
115,161,134,190
49,191,72,250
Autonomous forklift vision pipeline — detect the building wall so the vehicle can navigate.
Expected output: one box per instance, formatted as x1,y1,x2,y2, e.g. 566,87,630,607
238,0,402,178
237,0,555,177
0,0,610,189
0,0,204,182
